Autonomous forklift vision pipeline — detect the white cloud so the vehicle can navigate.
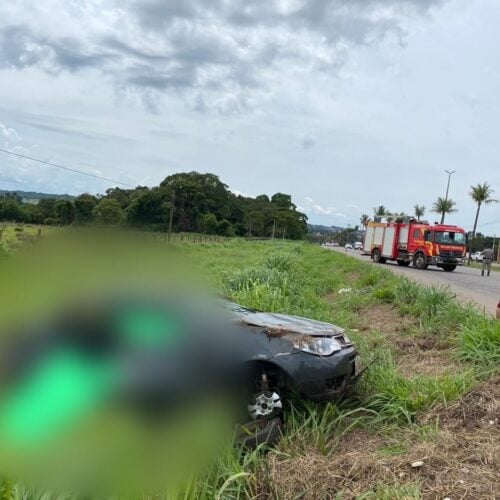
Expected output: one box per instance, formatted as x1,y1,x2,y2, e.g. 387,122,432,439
0,122,20,141
302,196,345,217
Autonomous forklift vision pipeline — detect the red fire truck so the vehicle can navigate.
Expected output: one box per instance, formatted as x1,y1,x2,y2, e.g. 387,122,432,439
363,219,466,272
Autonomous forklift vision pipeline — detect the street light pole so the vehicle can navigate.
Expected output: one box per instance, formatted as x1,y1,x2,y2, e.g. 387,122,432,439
442,169,456,224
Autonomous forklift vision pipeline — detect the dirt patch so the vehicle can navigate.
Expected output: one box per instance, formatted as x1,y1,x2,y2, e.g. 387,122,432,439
358,303,414,336
264,379,499,499
265,422,498,499
357,304,456,377
397,350,458,378
421,376,500,430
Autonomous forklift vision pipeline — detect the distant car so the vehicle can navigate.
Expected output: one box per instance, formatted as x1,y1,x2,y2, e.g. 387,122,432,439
332,242,340,247
344,243,353,249
353,242,362,250
470,251,484,262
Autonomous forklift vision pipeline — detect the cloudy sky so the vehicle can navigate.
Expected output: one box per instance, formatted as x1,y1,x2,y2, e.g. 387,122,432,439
0,0,499,233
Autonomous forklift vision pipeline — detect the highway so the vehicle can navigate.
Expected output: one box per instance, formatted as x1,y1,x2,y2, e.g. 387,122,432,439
327,247,499,315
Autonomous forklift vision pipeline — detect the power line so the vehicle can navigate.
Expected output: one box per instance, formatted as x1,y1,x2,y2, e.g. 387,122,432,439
478,220,499,227
0,148,135,188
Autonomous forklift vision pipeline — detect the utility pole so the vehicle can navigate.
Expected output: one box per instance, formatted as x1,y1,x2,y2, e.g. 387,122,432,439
167,190,175,242
442,169,456,224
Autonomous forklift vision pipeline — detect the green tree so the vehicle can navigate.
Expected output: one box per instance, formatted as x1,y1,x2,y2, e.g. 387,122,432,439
255,194,270,203
216,219,235,237
74,194,98,224
373,205,388,217
468,182,498,264
37,198,58,223
0,197,23,222
360,214,370,230
432,197,457,224
93,199,125,225
271,193,295,210
55,200,76,225
21,203,44,224
414,204,425,221
160,172,232,232
125,188,171,228
199,213,219,234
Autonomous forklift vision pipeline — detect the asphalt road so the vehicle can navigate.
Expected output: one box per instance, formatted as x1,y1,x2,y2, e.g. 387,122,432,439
327,247,499,315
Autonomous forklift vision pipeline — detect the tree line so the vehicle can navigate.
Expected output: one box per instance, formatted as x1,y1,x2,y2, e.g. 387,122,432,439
0,172,308,240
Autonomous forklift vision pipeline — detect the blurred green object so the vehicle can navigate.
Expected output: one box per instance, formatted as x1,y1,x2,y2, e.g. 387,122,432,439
116,307,183,347
0,350,114,445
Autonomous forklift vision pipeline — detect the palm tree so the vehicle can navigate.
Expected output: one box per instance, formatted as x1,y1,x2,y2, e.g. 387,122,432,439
414,204,425,221
468,182,498,264
373,205,388,217
432,197,457,224
360,214,370,230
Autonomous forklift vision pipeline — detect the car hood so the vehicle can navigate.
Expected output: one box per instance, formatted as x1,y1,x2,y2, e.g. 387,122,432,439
238,312,346,337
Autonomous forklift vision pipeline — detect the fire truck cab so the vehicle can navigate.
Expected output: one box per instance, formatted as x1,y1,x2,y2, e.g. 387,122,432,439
363,219,466,272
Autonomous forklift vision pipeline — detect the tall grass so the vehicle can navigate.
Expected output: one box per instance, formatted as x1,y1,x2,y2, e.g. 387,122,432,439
458,317,500,368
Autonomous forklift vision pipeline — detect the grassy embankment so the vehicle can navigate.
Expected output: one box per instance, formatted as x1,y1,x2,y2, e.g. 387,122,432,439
0,236,498,498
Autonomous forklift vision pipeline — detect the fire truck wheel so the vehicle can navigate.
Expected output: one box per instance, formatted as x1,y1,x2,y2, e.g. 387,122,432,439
413,252,428,270
442,265,457,272
372,248,382,263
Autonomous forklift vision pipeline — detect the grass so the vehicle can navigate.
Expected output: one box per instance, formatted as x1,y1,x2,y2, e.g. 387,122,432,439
0,232,498,498
0,224,58,254
468,261,500,272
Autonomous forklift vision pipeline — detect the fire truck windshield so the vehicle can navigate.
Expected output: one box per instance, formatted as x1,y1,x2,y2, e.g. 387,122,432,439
433,231,465,246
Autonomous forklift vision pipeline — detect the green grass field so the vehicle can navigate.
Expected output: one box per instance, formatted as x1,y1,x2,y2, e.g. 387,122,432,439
0,233,498,499
0,224,58,252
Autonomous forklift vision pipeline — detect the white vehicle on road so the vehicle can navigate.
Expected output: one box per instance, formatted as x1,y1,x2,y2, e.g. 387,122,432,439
353,242,363,250
470,251,484,262
345,243,353,250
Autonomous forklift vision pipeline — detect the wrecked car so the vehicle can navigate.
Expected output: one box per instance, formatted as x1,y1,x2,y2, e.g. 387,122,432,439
224,301,360,447
0,294,360,453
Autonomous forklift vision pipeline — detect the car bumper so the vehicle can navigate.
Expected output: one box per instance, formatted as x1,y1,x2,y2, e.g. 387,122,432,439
430,256,464,266
277,347,360,401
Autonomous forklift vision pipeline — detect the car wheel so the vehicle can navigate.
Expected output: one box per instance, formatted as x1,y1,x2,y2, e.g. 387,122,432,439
442,264,456,272
413,252,428,270
236,417,283,449
247,391,282,420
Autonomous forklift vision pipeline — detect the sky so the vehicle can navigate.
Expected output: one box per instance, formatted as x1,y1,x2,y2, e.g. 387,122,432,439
0,0,499,234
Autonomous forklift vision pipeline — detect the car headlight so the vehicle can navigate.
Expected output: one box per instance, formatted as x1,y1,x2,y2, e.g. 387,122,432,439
299,337,342,356
342,333,352,345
